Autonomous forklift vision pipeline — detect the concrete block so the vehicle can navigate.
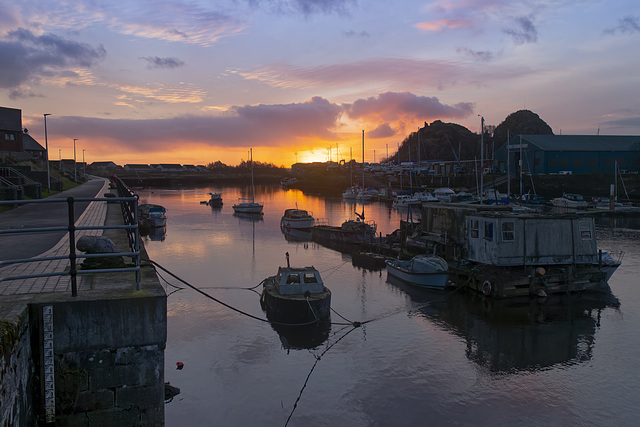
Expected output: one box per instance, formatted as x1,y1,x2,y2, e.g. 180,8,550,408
85,408,141,427
74,389,114,412
53,412,89,427
90,365,141,390
116,384,164,410
60,349,115,371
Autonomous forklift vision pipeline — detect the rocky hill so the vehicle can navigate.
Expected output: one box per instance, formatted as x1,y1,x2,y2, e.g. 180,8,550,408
389,110,554,163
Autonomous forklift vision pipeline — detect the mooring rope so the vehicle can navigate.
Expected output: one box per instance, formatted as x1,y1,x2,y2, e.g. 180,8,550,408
142,258,368,328
284,326,359,427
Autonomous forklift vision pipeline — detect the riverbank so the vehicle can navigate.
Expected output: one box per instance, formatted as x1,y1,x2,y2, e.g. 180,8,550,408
99,167,640,203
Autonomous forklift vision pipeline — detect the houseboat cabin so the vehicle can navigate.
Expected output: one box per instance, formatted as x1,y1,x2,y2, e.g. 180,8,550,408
466,213,598,267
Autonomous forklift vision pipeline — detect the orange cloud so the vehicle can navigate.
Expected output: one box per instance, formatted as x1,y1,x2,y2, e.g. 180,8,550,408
415,19,471,32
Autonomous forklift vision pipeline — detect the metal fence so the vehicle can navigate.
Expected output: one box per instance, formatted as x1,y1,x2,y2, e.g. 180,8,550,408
0,191,140,296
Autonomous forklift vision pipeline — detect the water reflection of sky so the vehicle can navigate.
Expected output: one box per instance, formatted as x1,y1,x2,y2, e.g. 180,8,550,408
135,185,640,426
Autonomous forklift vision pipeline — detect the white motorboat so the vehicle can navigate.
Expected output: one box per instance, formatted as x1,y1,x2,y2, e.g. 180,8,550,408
413,191,439,202
342,186,358,199
280,208,314,230
433,187,456,202
385,254,450,290
552,193,588,210
392,195,420,208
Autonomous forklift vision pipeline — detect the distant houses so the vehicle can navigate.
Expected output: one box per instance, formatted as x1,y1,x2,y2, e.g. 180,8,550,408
119,163,209,173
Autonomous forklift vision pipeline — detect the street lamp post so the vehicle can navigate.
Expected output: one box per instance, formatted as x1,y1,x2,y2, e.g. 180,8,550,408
479,115,484,204
73,138,78,182
58,149,62,170
82,149,86,176
43,114,51,192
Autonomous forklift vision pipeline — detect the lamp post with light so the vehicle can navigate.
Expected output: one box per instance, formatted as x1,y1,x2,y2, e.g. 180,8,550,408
83,149,86,177
73,138,78,182
43,114,51,192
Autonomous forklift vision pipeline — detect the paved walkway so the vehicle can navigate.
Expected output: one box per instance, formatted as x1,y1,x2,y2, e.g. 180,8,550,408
0,178,111,296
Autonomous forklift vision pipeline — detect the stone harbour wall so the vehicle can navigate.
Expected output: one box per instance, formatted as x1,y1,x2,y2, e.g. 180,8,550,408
0,307,35,426
29,292,167,426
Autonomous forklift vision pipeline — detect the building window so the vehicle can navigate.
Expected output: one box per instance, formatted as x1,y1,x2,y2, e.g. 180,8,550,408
588,158,597,166
470,219,479,238
559,158,569,166
484,221,494,241
549,158,557,166
574,158,583,166
617,158,626,166
501,221,515,241
579,221,592,240
534,158,540,166
4,134,15,141
603,158,612,166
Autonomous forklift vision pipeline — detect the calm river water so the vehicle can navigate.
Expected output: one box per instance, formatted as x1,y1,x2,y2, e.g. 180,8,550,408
137,185,640,427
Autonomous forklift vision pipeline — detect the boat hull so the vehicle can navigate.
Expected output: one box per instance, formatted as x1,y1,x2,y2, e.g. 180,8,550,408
386,260,450,289
280,209,314,230
261,282,331,324
232,202,263,214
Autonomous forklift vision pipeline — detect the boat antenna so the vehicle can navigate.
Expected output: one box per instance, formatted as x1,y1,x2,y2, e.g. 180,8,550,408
286,252,290,268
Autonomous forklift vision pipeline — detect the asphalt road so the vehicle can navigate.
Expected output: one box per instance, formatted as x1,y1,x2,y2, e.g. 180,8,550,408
0,177,108,261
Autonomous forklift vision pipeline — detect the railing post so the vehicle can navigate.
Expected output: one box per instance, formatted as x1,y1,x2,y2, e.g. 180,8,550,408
67,197,77,297
134,195,140,290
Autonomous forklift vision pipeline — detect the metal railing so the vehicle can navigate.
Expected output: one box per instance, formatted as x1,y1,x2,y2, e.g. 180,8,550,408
0,194,140,296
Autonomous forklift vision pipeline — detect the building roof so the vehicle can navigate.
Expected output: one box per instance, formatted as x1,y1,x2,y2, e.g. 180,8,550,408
124,164,153,169
510,135,640,152
22,133,45,151
90,161,119,168
0,107,22,131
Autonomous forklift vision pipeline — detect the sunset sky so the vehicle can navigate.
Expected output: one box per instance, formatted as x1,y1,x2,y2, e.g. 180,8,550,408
1,0,639,167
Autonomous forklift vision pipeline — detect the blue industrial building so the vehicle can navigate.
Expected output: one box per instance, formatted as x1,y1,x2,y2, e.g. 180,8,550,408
494,135,640,175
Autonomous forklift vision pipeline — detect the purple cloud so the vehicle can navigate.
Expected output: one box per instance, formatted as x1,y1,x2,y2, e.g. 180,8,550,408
0,28,106,91
503,16,538,45
343,91,474,122
140,56,186,69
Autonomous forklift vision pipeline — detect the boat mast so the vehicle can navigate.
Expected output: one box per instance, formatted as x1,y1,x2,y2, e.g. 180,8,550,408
250,148,255,202
480,116,484,204
362,130,365,190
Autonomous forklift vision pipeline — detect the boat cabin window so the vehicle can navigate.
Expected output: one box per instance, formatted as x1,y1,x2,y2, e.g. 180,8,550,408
501,221,515,241
303,273,318,284
579,220,592,240
286,274,300,284
484,221,494,241
470,219,479,238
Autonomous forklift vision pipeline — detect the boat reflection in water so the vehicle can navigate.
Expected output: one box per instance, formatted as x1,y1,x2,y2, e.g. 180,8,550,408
140,225,166,242
233,212,264,222
386,275,620,372
280,225,312,243
267,316,331,350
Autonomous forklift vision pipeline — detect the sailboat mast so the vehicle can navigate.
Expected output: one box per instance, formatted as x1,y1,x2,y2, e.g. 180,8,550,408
362,130,365,190
250,148,255,202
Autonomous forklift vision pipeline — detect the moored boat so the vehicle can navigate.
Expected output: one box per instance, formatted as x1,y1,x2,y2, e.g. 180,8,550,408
208,192,223,206
233,148,263,214
280,208,314,230
386,254,450,289
392,194,420,208
260,253,331,324
433,187,456,202
552,193,588,210
311,218,377,244
139,204,167,227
